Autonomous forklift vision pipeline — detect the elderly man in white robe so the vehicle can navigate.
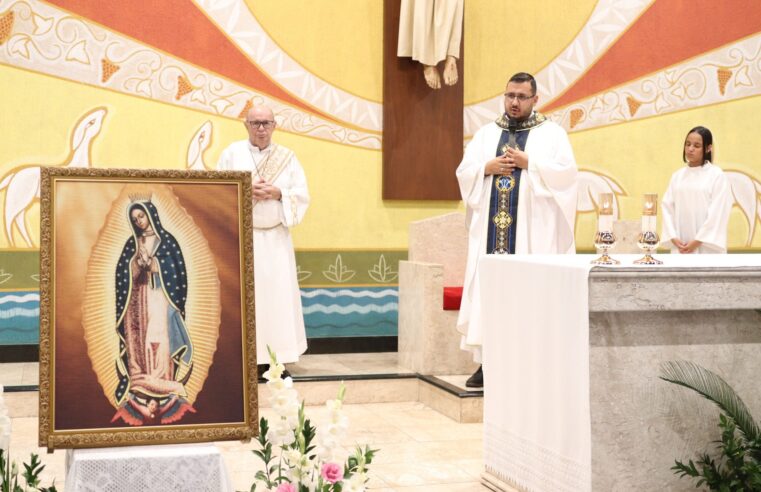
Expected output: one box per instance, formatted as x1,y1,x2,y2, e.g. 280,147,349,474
217,106,310,375
456,72,578,388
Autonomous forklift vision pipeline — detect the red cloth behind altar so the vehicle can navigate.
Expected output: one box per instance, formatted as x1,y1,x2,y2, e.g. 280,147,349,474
443,286,463,310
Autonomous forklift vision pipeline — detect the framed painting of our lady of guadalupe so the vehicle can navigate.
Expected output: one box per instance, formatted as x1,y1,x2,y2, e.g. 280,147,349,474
38,167,257,449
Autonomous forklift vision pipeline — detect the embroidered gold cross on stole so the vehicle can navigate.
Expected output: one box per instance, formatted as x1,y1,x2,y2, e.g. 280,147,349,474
492,175,516,254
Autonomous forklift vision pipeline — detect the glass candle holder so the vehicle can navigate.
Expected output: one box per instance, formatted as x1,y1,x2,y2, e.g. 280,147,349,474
634,193,663,265
591,193,619,265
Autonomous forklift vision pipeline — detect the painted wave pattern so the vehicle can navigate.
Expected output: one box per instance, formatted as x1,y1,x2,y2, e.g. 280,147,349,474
0,287,399,342
300,287,398,338
0,293,40,345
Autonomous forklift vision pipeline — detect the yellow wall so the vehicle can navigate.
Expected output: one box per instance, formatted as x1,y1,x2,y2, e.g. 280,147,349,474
2,1,761,252
0,65,459,250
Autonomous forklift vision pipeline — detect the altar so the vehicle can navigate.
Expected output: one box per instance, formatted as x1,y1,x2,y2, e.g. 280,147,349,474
478,254,761,491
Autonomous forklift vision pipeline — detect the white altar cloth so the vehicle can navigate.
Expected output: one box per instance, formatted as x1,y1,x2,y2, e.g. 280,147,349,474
479,253,761,492
65,443,233,492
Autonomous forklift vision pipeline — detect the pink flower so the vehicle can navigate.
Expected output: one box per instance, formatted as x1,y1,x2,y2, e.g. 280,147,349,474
321,462,343,484
275,483,296,492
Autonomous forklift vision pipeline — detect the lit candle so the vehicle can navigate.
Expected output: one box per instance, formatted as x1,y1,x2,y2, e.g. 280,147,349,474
641,193,657,232
598,193,614,232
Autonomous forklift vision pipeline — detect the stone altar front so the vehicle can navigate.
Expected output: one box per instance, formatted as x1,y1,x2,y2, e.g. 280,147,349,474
587,262,761,491
479,255,761,492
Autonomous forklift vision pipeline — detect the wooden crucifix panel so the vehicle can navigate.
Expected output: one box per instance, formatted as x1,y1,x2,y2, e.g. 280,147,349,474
383,0,464,200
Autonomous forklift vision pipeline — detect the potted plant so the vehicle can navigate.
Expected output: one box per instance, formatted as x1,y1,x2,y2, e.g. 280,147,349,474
660,360,761,491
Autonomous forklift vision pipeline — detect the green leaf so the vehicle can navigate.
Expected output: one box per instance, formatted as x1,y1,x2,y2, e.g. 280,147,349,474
302,419,317,451
660,361,760,441
672,459,699,478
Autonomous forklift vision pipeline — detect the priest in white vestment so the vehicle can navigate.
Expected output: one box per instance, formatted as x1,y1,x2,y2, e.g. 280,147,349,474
217,106,310,368
456,72,578,387
661,126,732,254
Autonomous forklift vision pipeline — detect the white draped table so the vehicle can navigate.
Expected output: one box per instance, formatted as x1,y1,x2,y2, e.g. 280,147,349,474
65,443,233,492
478,254,761,492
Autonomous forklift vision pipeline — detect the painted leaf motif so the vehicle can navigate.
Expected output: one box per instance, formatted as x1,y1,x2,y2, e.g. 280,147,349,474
296,265,312,282
367,254,398,283
322,254,355,283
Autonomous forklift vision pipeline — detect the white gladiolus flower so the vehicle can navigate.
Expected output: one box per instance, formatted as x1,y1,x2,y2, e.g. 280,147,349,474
324,399,348,431
325,419,349,439
317,420,347,454
266,417,296,446
283,449,313,482
342,472,368,492
284,449,304,466
270,389,300,428
267,376,293,392
325,398,342,413
275,400,300,428
263,362,285,381
269,388,297,410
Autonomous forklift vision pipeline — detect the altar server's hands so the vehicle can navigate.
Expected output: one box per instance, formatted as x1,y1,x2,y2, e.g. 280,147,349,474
671,238,701,254
680,239,702,254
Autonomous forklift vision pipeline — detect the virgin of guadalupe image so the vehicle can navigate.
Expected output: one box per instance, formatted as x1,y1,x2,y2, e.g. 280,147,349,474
110,197,195,426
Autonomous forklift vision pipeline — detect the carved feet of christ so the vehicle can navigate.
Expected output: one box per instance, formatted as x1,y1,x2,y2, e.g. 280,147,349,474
423,55,459,89
443,55,458,85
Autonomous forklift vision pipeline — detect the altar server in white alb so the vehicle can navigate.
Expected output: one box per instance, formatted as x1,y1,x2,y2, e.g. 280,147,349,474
456,72,578,387
661,126,732,254
217,105,310,368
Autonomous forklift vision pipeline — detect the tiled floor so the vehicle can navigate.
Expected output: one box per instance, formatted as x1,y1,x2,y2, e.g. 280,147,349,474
0,361,38,387
0,355,488,491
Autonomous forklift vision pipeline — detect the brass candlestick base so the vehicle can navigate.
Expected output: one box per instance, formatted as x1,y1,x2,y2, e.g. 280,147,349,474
634,230,662,265
591,230,619,265
592,252,619,265
633,253,662,265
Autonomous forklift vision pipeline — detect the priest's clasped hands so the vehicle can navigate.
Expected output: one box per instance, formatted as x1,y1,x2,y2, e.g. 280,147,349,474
252,177,282,201
485,147,529,176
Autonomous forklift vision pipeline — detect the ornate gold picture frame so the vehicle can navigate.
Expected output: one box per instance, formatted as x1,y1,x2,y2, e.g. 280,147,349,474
38,167,257,449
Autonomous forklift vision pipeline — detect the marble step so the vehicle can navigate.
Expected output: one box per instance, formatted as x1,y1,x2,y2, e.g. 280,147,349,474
263,373,484,423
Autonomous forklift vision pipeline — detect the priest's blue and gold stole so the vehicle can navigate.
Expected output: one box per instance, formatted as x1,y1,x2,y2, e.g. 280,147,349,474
486,129,530,254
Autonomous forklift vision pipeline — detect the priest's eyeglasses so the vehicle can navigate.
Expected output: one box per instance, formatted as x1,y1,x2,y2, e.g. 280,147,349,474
504,93,534,102
247,120,275,129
